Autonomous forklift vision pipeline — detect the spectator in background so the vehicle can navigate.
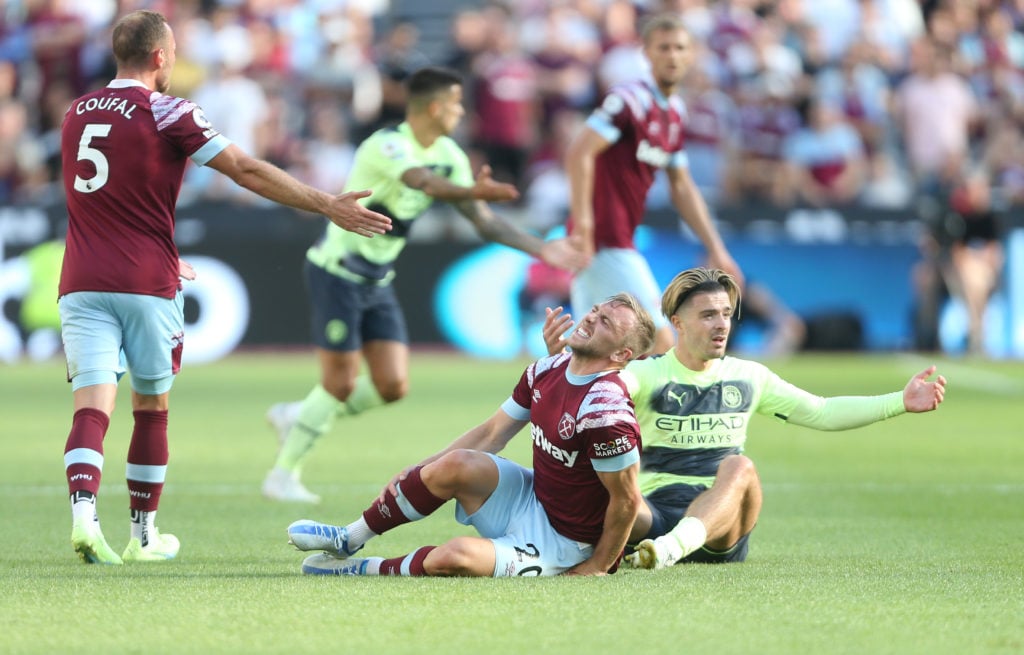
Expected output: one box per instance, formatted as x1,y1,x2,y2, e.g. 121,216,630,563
367,21,431,135
816,39,891,168
188,15,271,204
470,5,540,192
782,97,867,207
912,167,1007,354
894,37,979,200
443,8,488,80
28,0,89,105
983,114,1024,206
678,57,739,207
722,72,801,206
942,170,1005,355
525,2,600,122
289,100,357,196
0,97,47,204
524,107,585,234
595,0,644,94
854,0,923,74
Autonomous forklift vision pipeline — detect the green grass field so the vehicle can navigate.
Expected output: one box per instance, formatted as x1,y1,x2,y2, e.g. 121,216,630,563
2,351,1022,654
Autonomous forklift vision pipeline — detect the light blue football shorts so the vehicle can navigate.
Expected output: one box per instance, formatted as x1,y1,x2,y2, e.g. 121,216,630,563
455,453,593,577
58,291,184,395
570,248,669,329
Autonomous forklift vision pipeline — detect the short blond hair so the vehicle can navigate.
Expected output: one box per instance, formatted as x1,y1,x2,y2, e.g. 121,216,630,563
661,268,742,319
640,12,689,45
606,292,657,359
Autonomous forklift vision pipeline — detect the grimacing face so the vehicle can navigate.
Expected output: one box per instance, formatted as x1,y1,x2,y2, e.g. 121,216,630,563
567,301,636,360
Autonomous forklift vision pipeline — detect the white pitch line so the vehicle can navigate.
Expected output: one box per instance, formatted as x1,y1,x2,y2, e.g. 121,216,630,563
895,353,1024,395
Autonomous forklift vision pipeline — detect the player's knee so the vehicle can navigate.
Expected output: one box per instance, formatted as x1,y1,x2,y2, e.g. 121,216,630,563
426,538,480,576
423,449,490,494
375,377,408,403
720,454,759,487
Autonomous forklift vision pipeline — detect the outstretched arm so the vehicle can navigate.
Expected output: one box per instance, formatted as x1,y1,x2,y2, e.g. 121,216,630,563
452,198,588,273
785,366,947,430
206,144,391,236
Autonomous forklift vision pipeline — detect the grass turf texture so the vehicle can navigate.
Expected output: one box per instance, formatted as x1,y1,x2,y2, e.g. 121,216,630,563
2,352,1022,654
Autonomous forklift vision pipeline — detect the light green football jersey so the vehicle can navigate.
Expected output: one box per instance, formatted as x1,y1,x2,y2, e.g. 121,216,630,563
621,353,822,495
306,122,473,284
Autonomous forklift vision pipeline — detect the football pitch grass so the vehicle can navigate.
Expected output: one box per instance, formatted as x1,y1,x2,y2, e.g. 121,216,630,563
2,351,1022,654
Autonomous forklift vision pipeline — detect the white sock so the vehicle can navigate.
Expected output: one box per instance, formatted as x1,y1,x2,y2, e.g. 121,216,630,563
70,492,97,525
344,517,377,551
665,516,707,559
362,557,384,575
131,509,157,546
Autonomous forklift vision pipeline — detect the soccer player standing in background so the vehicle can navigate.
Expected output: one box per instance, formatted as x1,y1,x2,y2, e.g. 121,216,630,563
261,66,587,504
565,13,743,354
59,9,391,565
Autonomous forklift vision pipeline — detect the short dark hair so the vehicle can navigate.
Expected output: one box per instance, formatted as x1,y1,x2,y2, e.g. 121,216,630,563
112,10,168,69
406,67,462,108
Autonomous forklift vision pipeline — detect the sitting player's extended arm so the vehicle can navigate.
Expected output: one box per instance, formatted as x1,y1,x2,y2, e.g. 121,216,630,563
564,463,643,576
784,366,946,431
207,143,391,235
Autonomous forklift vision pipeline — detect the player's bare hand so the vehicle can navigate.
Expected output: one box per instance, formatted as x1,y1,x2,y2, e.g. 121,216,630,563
326,189,392,237
561,562,608,576
378,465,417,504
903,365,946,412
177,258,196,281
538,237,589,273
472,165,519,203
543,306,574,356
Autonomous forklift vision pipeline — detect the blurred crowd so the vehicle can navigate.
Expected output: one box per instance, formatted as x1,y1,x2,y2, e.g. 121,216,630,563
1,0,1023,223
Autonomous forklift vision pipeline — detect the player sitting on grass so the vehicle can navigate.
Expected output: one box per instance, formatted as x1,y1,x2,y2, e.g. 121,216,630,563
542,267,947,568
286,294,656,576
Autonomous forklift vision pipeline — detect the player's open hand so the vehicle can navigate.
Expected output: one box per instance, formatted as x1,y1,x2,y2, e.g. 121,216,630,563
903,365,946,412
472,165,519,203
543,306,574,356
326,189,392,237
538,237,589,273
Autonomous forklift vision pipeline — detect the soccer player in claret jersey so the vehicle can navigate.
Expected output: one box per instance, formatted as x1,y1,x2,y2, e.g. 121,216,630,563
58,9,390,565
286,294,656,577
566,12,743,355
543,268,947,569
261,66,587,504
